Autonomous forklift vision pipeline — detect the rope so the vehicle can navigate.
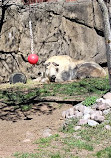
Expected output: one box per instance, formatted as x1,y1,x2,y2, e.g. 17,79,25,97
29,5,34,54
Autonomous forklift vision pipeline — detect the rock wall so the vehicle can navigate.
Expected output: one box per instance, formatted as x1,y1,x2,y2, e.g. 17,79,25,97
0,0,107,83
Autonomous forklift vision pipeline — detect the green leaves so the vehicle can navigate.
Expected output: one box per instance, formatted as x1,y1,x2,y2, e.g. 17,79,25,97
82,96,98,106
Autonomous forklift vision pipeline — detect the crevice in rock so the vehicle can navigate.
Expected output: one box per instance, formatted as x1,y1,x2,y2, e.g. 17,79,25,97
63,16,93,29
0,3,10,34
0,6,6,33
94,27,104,37
92,0,96,27
99,62,108,67
91,52,99,58
46,10,61,16
0,50,17,54
92,0,104,37
35,99,80,105
18,51,28,62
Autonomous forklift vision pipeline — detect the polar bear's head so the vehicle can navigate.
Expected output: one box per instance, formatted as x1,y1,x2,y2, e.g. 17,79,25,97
44,62,59,82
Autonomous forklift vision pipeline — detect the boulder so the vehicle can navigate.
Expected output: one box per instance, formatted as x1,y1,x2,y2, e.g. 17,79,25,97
74,126,82,131
103,109,111,115
75,111,83,119
103,92,111,100
78,119,88,125
90,111,103,120
74,104,86,113
93,115,105,123
104,125,111,130
96,98,111,107
82,113,90,120
83,107,94,115
62,111,66,118
88,119,99,126
96,103,110,111
0,0,107,83
69,108,75,116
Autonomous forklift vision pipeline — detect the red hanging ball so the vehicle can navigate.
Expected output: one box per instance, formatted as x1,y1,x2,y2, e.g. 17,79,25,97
28,54,39,64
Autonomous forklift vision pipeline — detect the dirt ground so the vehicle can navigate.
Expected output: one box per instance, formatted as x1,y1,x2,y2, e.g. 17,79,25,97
0,103,72,158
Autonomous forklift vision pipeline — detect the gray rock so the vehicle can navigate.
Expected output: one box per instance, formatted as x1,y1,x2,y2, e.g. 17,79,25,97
78,119,88,125
96,98,105,103
23,139,31,143
0,1,107,83
104,99,111,107
67,115,76,119
74,110,80,115
75,112,83,119
88,119,99,126
90,111,103,119
83,113,90,120
65,110,70,118
104,125,111,130
96,103,110,111
96,98,111,107
83,107,94,115
103,120,110,124
74,126,82,131
103,109,110,115
43,129,52,137
103,92,111,100
91,103,98,109
62,111,66,118
69,108,75,116
93,115,105,123
74,104,85,113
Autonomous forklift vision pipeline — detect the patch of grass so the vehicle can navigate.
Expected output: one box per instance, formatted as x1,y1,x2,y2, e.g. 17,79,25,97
0,88,40,104
21,105,32,111
61,116,111,154
35,134,59,148
77,123,111,145
82,96,98,106
50,153,61,158
13,152,79,158
0,78,109,105
62,137,93,151
95,146,111,158
13,152,44,158
40,78,109,97
61,119,78,133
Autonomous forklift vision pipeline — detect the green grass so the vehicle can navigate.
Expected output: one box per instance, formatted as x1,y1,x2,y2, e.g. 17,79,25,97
95,146,111,158
21,105,32,111
82,96,98,106
0,77,109,112
61,119,79,133
13,115,111,158
62,137,94,151
0,78,109,103
13,152,79,158
0,88,40,104
13,152,39,158
40,78,109,97
35,134,59,148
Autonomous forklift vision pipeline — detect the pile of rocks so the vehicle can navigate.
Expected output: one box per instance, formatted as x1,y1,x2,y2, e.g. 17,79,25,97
62,92,111,129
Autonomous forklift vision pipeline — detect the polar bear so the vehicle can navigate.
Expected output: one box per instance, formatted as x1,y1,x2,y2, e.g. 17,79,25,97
43,55,106,83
